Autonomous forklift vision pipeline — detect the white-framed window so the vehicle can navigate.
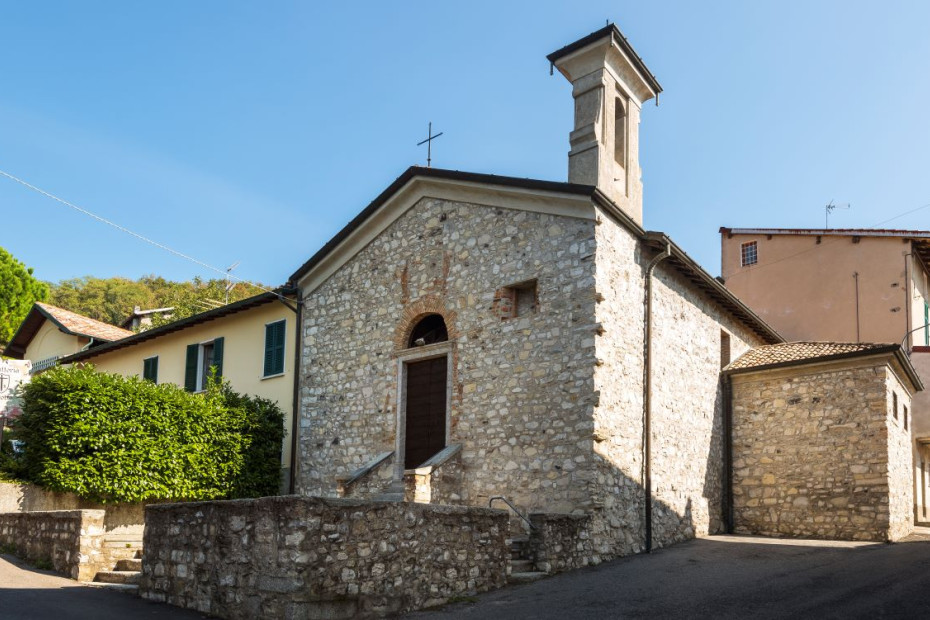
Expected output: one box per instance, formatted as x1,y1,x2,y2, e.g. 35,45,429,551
740,241,758,267
185,337,223,392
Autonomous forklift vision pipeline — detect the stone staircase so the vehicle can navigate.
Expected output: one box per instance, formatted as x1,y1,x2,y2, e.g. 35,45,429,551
91,535,143,590
507,536,546,584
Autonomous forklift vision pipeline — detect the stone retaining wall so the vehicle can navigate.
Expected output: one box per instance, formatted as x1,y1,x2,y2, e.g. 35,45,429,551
139,496,509,619
0,509,110,580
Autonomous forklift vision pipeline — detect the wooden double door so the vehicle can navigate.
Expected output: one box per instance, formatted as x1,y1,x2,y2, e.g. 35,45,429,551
404,356,448,468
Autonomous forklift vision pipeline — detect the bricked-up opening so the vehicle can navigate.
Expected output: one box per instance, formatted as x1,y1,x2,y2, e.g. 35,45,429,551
720,331,731,369
408,314,449,347
495,280,538,320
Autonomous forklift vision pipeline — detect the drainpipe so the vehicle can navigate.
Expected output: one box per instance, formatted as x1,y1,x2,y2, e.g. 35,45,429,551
80,337,95,352
723,374,734,533
286,290,303,495
853,272,861,343
643,240,672,553
905,252,913,350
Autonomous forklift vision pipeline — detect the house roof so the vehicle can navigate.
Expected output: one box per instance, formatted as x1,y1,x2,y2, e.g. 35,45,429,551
3,302,134,359
720,227,930,239
546,24,663,96
287,165,783,345
60,290,292,364
725,341,924,391
719,227,930,267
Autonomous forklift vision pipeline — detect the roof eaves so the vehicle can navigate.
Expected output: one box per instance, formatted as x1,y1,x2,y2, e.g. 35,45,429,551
288,166,596,285
546,24,663,96
723,344,923,392
60,291,283,364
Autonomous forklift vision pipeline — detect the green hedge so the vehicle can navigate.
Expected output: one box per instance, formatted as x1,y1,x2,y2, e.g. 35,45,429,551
7,365,284,503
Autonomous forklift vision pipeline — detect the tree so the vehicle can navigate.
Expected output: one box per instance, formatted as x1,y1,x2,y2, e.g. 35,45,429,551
0,247,48,347
47,275,266,330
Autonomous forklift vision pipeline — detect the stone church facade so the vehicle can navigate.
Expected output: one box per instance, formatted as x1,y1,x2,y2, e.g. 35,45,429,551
290,25,787,560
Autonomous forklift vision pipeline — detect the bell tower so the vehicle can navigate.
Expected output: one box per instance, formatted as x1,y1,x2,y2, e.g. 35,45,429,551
548,24,662,226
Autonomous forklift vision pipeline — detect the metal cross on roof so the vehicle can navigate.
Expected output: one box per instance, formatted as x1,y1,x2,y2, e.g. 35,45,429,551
417,122,443,168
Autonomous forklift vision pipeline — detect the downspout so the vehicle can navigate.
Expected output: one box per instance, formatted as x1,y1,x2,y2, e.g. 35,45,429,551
723,373,734,533
283,290,303,495
80,337,95,352
853,272,860,343
905,252,913,350
643,240,672,553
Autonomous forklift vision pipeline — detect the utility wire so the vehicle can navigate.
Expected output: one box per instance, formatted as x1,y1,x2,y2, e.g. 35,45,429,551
0,168,292,302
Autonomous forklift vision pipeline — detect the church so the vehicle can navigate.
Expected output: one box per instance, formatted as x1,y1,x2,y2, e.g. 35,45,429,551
286,24,920,563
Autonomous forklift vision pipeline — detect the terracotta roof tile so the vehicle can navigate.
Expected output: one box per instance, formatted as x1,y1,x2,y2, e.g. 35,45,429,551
727,342,896,372
36,302,134,342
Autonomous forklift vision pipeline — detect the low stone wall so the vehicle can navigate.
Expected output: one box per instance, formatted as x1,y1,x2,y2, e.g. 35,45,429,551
405,445,463,505
139,496,509,618
0,481,145,536
528,513,595,574
0,509,111,580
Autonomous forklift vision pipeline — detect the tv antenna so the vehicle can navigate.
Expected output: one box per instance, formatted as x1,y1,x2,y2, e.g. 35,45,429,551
417,122,443,168
224,260,240,304
825,200,850,229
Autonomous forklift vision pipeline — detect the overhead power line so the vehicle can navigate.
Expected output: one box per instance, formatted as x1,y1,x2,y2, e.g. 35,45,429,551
0,168,290,301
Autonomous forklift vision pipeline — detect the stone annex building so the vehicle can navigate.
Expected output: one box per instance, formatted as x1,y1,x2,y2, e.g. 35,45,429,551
284,23,923,556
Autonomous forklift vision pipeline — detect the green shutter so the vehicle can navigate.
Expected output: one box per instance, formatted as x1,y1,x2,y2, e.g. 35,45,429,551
264,321,286,377
184,344,198,392
143,357,158,383
212,337,224,378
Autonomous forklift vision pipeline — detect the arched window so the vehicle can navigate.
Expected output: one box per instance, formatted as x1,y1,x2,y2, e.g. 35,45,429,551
407,314,448,347
614,96,627,167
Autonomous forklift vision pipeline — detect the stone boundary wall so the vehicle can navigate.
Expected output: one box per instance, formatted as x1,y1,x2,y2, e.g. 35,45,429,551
528,513,595,574
0,481,145,536
731,360,913,542
139,496,509,619
0,509,110,580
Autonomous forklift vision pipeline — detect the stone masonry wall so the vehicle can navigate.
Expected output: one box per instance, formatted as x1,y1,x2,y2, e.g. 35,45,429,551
0,509,110,580
731,360,914,541
0,481,146,536
885,366,915,541
590,210,765,558
139,496,509,619
297,197,598,519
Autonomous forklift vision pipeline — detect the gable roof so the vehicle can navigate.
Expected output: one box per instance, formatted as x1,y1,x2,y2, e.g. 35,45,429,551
287,166,783,345
3,302,134,359
725,341,923,391
60,290,291,364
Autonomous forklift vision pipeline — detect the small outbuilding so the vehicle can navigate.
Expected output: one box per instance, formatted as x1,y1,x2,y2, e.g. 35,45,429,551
726,342,923,542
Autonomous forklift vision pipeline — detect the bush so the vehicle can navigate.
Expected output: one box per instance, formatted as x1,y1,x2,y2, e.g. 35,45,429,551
6,365,283,503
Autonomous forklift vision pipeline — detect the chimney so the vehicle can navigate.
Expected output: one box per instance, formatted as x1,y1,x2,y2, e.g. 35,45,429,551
548,24,662,226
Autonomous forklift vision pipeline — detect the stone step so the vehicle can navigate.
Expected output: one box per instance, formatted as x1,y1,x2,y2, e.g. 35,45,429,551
116,558,142,571
94,570,141,585
102,538,143,549
508,571,547,584
85,582,139,593
371,492,404,502
511,559,534,573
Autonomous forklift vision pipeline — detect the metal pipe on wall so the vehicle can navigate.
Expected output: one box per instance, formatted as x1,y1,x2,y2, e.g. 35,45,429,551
642,240,671,553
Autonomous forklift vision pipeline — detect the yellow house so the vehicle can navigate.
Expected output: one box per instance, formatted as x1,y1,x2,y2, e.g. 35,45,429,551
59,291,298,492
3,302,134,372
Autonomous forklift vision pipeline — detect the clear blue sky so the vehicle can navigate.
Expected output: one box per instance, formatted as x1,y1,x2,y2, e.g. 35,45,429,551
2,1,928,287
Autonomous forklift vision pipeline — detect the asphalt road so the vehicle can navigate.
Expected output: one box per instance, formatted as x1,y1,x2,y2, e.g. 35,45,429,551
408,532,930,619
0,554,206,620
